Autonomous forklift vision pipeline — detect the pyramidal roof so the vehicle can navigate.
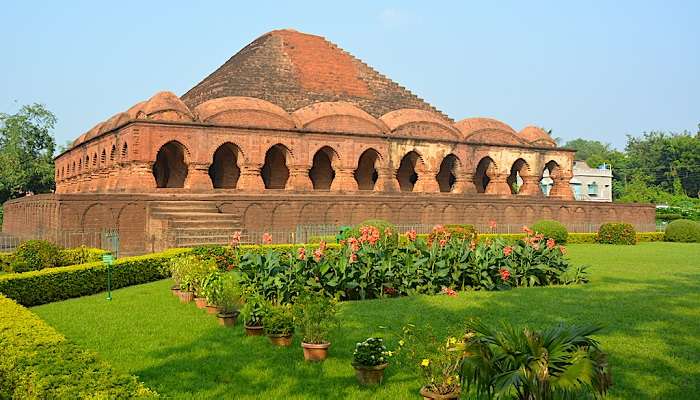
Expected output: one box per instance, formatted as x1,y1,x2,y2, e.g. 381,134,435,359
181,29,450,120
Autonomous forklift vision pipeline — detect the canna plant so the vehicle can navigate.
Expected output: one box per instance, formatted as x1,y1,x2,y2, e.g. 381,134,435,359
460,319,612,400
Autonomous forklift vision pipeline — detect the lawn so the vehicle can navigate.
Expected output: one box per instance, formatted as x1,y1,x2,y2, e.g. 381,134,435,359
33,243,700,399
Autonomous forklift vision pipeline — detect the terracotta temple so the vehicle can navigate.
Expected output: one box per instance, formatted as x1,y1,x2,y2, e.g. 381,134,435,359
2,29,655,254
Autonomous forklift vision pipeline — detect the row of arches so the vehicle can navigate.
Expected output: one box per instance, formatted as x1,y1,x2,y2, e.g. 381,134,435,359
57,142,129,180
151,141,565,195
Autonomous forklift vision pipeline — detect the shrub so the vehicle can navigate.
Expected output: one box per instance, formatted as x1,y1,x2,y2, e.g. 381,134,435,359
0,295,157,398
657,212,683,221
664,219,700,243
353,338,390,367
567,233,598,244
637,232,664,242
531,220,568,244
353,219,399,247
308,235,336,244
9,239,60,273
0,252,13,273
597,222,637,245
216,273,243,314
444,224,478,241
293,293,337,344
263,303,294,335
58,246,108,266
0,249,189,306
191,244,236,270
241,289,266,327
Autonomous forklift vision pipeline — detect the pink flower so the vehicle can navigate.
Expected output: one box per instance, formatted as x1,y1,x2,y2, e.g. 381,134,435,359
262,232,273,244
313,248,323,262
559,245,567,254
348,252,357,263
503,246,513,256
231,231,242,247
348,237,360,252
439,238,448,248
522,226,533,235
546,238,556,249
406,229,417,242
384,286,397,295
297,247,306,261
441,287,458,297
499,268,511,281
488,220,497,230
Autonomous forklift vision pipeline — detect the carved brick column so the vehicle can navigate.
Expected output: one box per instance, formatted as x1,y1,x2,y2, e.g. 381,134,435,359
237,163,264,191
288,164,312,191
415,170,440,193
330,168,357,191
549,176,574,200
186,162,213,191
375,166,399,192
453,173,477,194
123,162,156,192
485,174,511,195
519,174,543,197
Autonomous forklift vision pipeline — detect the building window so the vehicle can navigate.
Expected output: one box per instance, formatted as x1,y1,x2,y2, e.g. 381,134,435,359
571,183,582,199
588,182,598,196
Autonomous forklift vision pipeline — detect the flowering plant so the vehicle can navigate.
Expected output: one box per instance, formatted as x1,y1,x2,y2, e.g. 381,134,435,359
352,337,392,367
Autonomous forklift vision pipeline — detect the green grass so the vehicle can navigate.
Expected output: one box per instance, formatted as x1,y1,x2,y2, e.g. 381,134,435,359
32,243,700,399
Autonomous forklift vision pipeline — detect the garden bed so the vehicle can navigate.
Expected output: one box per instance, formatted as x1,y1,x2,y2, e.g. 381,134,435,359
32,243,700,399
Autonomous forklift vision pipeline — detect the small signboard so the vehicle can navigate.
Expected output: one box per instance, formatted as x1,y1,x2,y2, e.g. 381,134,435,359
103,253,114,301
102,253,114,265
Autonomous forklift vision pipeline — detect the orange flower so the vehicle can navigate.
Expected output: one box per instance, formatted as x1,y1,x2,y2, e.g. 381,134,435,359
406,229,417,242
230,231,242,247
503,246,513,256
488,220,497,229
297,247,306,261
313,248,323,262
546,238,556,249
441,287,458,297
262,232,273,244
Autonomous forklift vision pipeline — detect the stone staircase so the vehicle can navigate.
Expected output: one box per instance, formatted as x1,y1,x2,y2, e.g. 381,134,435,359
149,201,244,247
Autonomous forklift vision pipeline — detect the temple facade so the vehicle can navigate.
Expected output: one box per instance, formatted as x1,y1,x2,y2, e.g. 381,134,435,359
2,29,655,254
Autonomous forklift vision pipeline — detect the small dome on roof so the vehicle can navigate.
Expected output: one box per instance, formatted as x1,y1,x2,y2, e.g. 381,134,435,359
520,126,556,147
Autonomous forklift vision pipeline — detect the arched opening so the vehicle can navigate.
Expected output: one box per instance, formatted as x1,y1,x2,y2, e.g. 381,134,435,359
507,158,529,194
209,143,241,189
261,144,290,189
100,149,106,166
354,148,380,190
72,161,76,175
121,143,128,159
397,151,421,192
110,145,116,161
84,155,90,170
474,157,495,193
436,154,459,192
309,146,337,190
92,152,97,168
540,160,560,196
78,159,83,172
152,141,188,188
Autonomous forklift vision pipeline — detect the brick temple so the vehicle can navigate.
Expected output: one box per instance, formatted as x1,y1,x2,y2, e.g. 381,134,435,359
2,29,655,254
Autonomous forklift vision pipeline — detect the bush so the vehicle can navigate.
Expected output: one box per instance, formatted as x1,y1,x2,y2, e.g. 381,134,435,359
597,223,637,245
191,244,236,270
0,252,13,273
293,292,337,344
0,248,189,306
263,303,294,335
444,224,478,241
531,220,568,244
353,219,398,246
353,338,390,367
567,233,598,244
657,213,683,221
58,246,108,266
0,295,156,398
308,235,336,244
9,239,60,273
664,219,700,243
637,232,665,242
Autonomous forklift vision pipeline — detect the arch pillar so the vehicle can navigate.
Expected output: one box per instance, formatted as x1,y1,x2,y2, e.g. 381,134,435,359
376,166,399,192
185,162,213,191
288,164,312,191
124,162,157,192
484,173,511,195
330,167,357,191
238,163,264,191
519,174,543,197
455,174,477,194
415,170,440,193
550,175,574,200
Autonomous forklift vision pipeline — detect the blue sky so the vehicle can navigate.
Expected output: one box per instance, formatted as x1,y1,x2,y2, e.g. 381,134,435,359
2,0,698,150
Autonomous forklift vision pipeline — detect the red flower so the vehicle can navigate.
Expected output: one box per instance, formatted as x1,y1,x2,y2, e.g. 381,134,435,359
488,220,497,230
546,238,556,249
383,286,397,295
439,238,448,248
441,287,458,297
503,246,513,256
262,232,273,244
499,268,510,281
297,247,306,261
348,237,360,252
406,229,417,242
522,226,533,235
313,248,323,262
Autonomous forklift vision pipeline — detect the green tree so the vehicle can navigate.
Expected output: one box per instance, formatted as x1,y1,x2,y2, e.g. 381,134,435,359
0,104,57,204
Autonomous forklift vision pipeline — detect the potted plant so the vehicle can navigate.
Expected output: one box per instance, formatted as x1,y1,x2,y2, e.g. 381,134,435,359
263,303,294,346
293,292,337,361
241,289,266,336
397,324,462,399
200,271,223,311
216,274,242,327
168,256,186,297
352,337,391,385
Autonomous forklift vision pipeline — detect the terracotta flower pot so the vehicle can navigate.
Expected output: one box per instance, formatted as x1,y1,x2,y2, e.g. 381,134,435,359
267,333,293,347
217,311,239,327
170,285,180,297
352,362,388,386
179,290,194,304
301,342,331,361
244,324,264,336
206,304,222,315
420,386,461,400
194,297,208,309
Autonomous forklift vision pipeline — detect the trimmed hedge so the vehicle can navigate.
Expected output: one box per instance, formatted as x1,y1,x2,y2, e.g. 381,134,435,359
308,235,337,244
664,219,700,243
532,220,569,244
1,245,107,273
0,295,157,398
637,232,665,242
0,248,189,306
597,223,637,245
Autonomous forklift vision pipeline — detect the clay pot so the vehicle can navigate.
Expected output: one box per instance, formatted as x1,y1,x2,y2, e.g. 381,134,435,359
170,285,180,297
217,311,239,327
179,290,194,303
194,297,208,309
301,342,331,362
352,363,388,386
206,304,222,315
267,333,293,347
244,324,264,336
420,386,461,400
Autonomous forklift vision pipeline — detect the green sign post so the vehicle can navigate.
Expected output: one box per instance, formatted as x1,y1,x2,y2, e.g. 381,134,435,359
102,253,114,301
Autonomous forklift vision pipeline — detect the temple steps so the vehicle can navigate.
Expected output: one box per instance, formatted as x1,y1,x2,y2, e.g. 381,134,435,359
148,201,245,247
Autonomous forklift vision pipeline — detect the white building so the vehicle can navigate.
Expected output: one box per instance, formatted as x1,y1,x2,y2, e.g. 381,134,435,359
539,161,613,202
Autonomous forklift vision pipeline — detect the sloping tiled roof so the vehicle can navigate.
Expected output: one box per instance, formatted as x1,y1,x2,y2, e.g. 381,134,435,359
181,29,449,120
